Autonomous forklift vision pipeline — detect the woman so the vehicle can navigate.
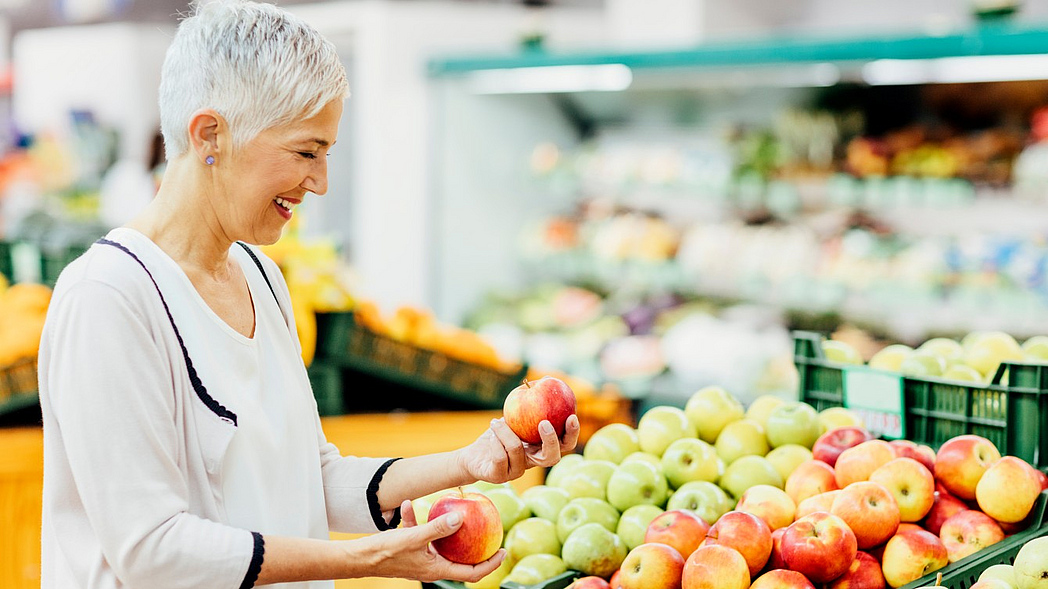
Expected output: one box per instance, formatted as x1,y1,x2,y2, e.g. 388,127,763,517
38,1,579,587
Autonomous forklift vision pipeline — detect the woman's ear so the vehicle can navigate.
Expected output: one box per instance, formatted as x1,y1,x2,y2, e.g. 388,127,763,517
187,109,225,165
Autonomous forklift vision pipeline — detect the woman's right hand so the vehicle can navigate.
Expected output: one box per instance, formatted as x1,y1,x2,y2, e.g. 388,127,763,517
352,500,506,583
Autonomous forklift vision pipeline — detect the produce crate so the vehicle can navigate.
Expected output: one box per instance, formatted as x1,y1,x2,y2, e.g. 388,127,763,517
0,240,12,281
306,360,344,416
425,571,582,589
315,312,527,410
40,244,90,286
794,331,1048,470
901,490,1048,589
0,357,39,417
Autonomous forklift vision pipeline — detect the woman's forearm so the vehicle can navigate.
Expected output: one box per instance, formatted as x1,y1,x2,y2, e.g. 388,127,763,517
255,535,365,585
375,450,473,512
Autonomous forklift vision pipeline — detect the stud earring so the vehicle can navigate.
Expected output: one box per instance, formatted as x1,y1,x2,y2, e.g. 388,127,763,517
205,156,215,165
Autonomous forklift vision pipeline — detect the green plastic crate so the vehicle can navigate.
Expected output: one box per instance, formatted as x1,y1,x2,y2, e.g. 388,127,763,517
900,490,1048,589
0,241,12,282
0,357,39,417
306,361,344,416
425,571,582,589
315,311,527,410
794,331,1048,470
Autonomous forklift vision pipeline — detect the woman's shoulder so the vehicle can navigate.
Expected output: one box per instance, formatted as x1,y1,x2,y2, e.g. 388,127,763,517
51,232,163,309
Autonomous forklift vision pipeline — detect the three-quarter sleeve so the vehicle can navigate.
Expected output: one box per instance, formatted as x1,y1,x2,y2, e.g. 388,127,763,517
43,279,263,589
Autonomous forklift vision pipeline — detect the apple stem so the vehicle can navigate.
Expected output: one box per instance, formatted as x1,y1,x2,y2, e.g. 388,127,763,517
935,572,943,586
523,378,531,388
457,486,465,498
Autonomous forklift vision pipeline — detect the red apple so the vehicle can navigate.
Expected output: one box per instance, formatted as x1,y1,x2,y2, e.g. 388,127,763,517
934,435,1001,501
572,576,613,589
704,511,772,577
880,530,948,588
681,544,750,589
976,456,1042,523
827,551,886,589
923,491,967,536
868,458,936,523
750,569,817,588
835,441,896,488
895,523,925,536
1034,468,1048,491
503,376,577,444
786,460,840,505
781,512,858,584
737,485,797,531
831,482,901,549
814,427,873,467
618,543,685,589
888,440,936,472
939,510,1005,563
609,569,624,589
429,491,504,564
796,490,842,520
645,509,709,561
768,528,787,569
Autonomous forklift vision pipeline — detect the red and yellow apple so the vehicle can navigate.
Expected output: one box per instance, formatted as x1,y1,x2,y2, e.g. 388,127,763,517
813,427,873,467
939,510,1005,563
571,576,612,589
976,456,1042,523
703,510,772,577
786,460,839,505
644,509,709,561
827,551,886,589
503,376,576,444
830,482,901,549
796,490,842,520
934,435,1001,501
737,484,797,531
880,529,948,588
609,569,623,589
681,545,750,589
835,441,896,488
430,491,504,564
768,527,787,569
887,440,936,473
617,543,686,589
923,490,967,536
750,569,817,589
868,458,936,522
781,512,858,584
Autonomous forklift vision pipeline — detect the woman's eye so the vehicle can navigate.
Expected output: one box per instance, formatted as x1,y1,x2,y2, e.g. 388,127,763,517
297,152,317,160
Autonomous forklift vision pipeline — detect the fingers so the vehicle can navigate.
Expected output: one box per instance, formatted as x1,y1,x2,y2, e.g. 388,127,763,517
530,420,562,468
444,549,507,583
560,414,581,454
401,500,418,528
490,418,526,479
417,510,465,543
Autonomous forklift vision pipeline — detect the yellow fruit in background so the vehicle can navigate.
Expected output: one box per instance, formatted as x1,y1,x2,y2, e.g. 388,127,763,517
353,300,387,334
918,338,964,366
745,395,786,429
943,364,983,383
961,331,991,351
0,272,8,296
821,340,863,365
465,553,516,589
1023,335,1048,364
900,352,946,377
2,282,52,316
290,291,317,366
868,344,913,372
818,407,863,431
765,444,813,481
965,332,1023,379
685,386,745,444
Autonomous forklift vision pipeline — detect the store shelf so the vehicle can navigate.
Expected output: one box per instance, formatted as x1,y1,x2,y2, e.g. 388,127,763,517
430,22,1048,75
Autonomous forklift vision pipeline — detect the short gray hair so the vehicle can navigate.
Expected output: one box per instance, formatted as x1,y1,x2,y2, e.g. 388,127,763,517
159,0,348,159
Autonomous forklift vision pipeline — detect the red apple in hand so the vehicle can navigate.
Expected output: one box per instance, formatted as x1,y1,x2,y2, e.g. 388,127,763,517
618,543,686,589
888,440,936,472
429,491,504,564
934,435,1001,501
645,509,709,561
781,512,858,584
504,376,577,444
750,569,817,588
827,551,886,589
681,545,750,589
939,510,1005,563
704,511,772,577
923,491,967,536
813,427,873,467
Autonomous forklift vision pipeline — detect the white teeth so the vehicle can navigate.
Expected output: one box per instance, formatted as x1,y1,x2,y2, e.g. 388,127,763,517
275,197,294,212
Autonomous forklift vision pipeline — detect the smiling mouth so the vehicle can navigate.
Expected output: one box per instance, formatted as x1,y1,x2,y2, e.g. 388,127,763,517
275,197,296,213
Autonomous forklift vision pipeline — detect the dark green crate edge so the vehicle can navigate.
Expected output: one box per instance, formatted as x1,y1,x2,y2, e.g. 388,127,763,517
426,570,582,589
0,390,39,416
900,490,1048,589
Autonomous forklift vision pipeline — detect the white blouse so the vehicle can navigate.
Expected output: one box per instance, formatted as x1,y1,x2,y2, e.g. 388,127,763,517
39,227,399,589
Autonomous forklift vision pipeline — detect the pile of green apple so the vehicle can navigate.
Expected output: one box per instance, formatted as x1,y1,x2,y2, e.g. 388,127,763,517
825,331,1048,384
966,537,1048,589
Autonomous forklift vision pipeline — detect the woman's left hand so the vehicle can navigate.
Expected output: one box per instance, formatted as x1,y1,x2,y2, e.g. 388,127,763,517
459,416,581,484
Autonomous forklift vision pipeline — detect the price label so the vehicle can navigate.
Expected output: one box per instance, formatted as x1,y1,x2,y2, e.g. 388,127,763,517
843,367,905,439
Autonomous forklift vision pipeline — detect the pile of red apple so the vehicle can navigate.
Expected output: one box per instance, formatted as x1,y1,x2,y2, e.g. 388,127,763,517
598,430,1047,589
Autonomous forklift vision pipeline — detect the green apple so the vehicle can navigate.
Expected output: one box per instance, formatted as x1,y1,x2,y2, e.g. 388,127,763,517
919,337,964,365
621,451,664,470
868,344,913,372
765,402,821,449
719,455,783,501
464,551,516,589
545,453,584,488
410,488,455,524
521,485,571,522
661,437,720,488
667,481,732,524
1023,335,1048,363
745,395,786,429
765,444,813,481
943,364,983,383
964,331,1023,377
485,487,532,533
505,517,561,560
685,386,745,444
637,406,696,457
978,563,1016,585
467,481,512,493
714,419,769,465
899,351,946,377
822,340,863,365
505,553,567,586
1012,536,1048,589
616,504,665,550
556,497,620,543
561,523,628,579
583,423,640,464
606,460,669,511
554,459,616,500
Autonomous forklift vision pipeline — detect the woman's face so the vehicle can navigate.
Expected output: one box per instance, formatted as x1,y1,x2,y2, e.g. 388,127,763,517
220,99,343,245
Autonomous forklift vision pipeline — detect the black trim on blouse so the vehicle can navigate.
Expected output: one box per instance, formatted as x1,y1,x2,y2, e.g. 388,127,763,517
368,458,404,531
239,532,265,589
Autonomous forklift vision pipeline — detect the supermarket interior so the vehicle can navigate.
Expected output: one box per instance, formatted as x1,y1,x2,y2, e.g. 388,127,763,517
6,0,1048,588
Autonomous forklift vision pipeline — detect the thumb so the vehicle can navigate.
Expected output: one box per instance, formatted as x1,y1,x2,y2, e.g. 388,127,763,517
419,510,464,543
